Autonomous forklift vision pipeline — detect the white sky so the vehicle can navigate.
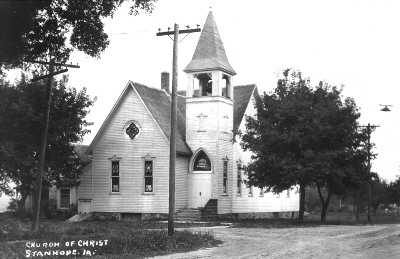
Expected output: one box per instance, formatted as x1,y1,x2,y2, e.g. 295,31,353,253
18,0,399,181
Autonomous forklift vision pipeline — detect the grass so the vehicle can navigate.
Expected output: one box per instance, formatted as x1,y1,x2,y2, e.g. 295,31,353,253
0,212,222,258
232,211,400,229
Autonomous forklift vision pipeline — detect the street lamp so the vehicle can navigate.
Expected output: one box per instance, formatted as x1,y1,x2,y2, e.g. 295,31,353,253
380,104,392,112
356,105,391,223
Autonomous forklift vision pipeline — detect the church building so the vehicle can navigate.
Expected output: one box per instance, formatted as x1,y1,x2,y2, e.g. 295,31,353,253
78,11,299,220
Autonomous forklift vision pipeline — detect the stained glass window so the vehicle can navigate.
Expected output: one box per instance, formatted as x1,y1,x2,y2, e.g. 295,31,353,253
223,161,228,194
111,161,120,192
193,151,211,171
126,122,139,140
144,160,153,193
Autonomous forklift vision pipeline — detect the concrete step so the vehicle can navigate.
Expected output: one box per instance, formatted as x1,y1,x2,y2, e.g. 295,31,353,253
67,213,92,222
175,208,202,221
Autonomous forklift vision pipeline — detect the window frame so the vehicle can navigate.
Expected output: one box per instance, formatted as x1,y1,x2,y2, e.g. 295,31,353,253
222,160,228,195
143,159,154,194
236,164,242,196
59,188,71,209
110,160,121,194
123,120,141,141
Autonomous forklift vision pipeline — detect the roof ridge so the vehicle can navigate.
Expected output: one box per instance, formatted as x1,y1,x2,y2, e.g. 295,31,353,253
129,80,165,92
163,89,188,98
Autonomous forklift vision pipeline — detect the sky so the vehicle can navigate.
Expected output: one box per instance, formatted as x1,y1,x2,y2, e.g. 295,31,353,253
9,0,400,181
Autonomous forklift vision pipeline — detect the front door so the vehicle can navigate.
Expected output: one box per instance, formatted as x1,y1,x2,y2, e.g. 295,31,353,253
189,172,212,208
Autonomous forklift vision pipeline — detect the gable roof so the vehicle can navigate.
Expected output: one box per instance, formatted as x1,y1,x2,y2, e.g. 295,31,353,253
86,82,192,156
134,83,191,155
183,11,236,75
233,84,258,132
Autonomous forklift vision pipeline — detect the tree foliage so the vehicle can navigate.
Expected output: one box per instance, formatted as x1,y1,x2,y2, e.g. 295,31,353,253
0,0,157,73
0,74,94,208
388,176,400,215
241,69,368,222
370,178,389,215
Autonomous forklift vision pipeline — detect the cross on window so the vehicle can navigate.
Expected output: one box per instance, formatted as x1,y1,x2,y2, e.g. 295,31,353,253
197,113,207,131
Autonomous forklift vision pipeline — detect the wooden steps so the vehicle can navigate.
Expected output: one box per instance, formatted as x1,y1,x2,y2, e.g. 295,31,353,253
175,208,202,221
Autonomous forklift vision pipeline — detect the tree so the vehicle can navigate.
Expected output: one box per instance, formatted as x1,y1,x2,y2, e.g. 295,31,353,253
388,176,400,216
241,69,366,222
0,74,94,211
0,0,157,73
369,178,388,215
305,187,322,212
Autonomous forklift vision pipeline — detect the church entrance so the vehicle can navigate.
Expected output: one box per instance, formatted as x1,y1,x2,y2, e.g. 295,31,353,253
190,173,211,208
189,150,212,208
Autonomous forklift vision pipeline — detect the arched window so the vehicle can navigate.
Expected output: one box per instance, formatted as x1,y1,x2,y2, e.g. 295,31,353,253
193,150,212,171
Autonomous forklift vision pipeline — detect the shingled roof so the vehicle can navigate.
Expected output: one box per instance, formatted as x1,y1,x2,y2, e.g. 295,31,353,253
233,85,258,132
133,83,191,155
184,11,236,75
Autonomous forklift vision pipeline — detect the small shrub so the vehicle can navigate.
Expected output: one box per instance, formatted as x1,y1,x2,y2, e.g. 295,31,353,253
41,199,57,219
6,198,18,211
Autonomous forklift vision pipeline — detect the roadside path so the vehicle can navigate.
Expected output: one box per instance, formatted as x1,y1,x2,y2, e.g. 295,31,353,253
152,224,400,258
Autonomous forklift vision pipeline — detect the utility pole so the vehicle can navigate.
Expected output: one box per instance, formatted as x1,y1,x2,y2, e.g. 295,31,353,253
358,123,379,223
28,57,80,232
157,24,200,237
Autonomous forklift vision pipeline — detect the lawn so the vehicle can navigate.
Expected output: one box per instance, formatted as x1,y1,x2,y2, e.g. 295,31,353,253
0,212,221,258
232,211,400,229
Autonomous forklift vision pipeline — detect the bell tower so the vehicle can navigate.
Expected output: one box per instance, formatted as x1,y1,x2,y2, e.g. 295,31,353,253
184,11,236,199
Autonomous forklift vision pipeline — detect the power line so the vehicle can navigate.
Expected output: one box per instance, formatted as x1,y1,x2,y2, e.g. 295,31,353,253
25,57,80,232
157,24,200,237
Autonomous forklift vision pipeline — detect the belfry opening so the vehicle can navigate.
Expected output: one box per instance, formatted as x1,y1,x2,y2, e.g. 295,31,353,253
191,72,232,98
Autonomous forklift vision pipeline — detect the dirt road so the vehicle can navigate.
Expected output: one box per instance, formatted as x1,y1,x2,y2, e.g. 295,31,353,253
153,224,400,258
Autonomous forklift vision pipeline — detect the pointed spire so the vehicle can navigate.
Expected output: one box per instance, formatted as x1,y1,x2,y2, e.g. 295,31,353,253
184,11,236,75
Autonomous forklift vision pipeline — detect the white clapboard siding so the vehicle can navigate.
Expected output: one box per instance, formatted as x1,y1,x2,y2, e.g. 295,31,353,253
78,162,92,200
175,156,189,209
90,86,175,213
186,97,233,203
217,136,233,214
186,97,234,214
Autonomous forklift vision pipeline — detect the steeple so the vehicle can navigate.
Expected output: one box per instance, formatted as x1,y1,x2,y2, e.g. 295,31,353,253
184,11,236,75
